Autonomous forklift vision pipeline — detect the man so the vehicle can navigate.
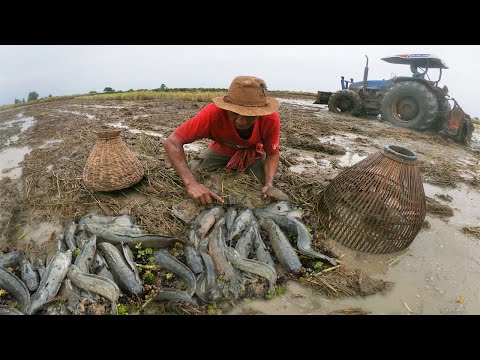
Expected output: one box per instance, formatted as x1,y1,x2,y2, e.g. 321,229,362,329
164,75,281,205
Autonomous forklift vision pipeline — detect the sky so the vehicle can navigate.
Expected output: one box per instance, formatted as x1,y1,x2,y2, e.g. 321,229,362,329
1,45,479,117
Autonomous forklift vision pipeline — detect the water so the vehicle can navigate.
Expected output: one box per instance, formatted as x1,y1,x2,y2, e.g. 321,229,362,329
107,121,165,138
0,147,31,179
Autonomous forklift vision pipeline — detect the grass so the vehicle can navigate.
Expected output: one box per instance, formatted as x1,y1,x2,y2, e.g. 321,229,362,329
77,90,227,102
0,87,318,111
0,95,78,111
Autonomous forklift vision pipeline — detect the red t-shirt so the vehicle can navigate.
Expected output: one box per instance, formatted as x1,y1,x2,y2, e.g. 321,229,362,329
173,103,280,157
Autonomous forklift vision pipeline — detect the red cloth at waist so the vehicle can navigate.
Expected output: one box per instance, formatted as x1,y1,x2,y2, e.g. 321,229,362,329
225,143,265,172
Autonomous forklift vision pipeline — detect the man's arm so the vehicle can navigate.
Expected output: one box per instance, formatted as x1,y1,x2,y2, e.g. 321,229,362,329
164,134,224,205
261,151,279,194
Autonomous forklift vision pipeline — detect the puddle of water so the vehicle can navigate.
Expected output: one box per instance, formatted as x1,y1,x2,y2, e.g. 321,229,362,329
5,135,19,146
55,109,95,120
318,159,331,167
0,146,31,179
128,129,164,138
424,183,480,225
46,165,53,172
133,115,151,120
1,116,36,133
229,184,480,315
338,152,367,167
107,121,164,138
72,104,125,109
289,165,307,174
108,122,129,129
276,98,320,108
289,155,319,174
20,221,62,247
39,139,63,149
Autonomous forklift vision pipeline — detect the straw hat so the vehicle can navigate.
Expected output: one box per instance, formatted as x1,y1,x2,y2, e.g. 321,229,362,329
212,76,280,116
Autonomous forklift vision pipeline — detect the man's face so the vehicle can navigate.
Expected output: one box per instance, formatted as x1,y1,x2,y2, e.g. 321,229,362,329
230,111,258,130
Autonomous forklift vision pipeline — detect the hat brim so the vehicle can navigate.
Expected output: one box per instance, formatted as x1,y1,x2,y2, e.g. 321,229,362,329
212,96,280,116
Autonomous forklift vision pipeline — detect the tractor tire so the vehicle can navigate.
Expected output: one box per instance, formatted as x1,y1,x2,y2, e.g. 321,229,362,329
328,90,362,115
380,82,438,130
431,98,452,129
459,115,474,146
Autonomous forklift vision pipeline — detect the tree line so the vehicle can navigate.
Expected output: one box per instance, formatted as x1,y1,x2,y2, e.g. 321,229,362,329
14,91,52,104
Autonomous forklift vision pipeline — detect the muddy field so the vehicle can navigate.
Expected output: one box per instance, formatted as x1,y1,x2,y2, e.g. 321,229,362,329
1,94,479,315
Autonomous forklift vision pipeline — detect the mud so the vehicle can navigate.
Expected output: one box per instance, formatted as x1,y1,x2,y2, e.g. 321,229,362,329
1,94,479,315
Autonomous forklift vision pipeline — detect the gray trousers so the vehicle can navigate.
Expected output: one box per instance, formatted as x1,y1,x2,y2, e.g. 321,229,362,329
189,148,266,184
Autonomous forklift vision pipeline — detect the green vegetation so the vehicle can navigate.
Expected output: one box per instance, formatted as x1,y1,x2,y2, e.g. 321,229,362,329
142,270,155,283
207,304,218,315
78,89,227,102
266,284,287,299
134,242,153,259
72,248,81,258
27,91,39,102
0,94,77,111
117,304,130,315
313,261,324,271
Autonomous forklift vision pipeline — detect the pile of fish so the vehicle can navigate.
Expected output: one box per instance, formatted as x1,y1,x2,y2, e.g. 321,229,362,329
0,201,336,315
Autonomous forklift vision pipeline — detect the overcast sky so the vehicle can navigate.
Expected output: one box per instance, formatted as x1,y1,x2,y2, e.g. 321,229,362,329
1,45,479,117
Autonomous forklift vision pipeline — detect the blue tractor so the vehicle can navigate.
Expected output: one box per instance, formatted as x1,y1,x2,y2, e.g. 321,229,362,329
314,54,474,145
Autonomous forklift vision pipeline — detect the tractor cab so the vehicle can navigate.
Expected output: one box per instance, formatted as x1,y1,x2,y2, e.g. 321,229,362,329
381,54,448,86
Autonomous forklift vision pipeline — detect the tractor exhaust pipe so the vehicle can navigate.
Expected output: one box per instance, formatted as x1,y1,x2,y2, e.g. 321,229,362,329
363,55,369,87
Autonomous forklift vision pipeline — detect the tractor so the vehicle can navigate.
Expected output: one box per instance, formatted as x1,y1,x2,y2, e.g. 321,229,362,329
314,54,474,145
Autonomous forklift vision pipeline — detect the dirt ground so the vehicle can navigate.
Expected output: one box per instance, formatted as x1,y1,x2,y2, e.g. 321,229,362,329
1,94,479,315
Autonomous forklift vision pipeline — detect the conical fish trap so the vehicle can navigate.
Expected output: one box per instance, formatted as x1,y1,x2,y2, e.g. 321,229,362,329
83,129,144,192
318,145,426,254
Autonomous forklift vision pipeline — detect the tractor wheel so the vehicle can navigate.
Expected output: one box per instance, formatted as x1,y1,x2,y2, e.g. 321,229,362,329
429,98,452,130
380,82,438,130
459,115,474,145
328,90,362,115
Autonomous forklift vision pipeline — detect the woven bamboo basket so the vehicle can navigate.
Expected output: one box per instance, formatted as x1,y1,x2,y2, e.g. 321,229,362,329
318,145,426,254
83,129,144,192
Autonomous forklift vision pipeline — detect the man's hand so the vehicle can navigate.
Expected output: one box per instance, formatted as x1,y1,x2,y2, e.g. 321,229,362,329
261,184,274,198
186,181,224,205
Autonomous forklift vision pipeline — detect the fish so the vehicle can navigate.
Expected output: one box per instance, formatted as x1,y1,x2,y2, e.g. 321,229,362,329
152,249,196,297
0,305,24,315
97,242,143,296
0,250,25,268
27,250,72,315
20,257,39,292
197,252,222,303
74,235,97,273
63,221,78,251
192,207,225,239
153,289,198,306
67,264,120,307
225,247,277,293
254,209,337,266
264,187,291,202
84,222,185,249
226,208,255,245
234,225,256,258
257,217,303,275
251,226,275,268
0,266,30,313
184,245,204,274
121,242,142,284
208,224,241,299
33,256,46,280
224,206,237,233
